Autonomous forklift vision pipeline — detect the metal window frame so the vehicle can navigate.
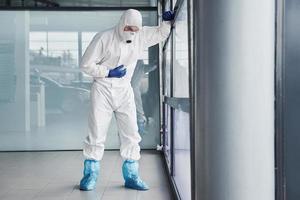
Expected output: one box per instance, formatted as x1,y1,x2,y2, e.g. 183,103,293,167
0,6,158,11
0,6,157,11
161,0,193,199
161,31,173,173
161,1,181,198
0,0,157,11
275,0,285,199
187,0,194,199
164,97,189,113
162,0,175,177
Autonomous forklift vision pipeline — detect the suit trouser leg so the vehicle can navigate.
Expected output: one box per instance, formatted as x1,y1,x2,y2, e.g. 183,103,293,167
115,87,142,161
83,83,113,161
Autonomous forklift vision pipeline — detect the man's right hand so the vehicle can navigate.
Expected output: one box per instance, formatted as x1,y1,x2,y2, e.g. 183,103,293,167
162,11,175,21
107,65,126,78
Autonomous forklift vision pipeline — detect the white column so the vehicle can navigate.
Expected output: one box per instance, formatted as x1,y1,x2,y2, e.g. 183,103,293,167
0,11,30,132
15,11,30,132
194,0,275,200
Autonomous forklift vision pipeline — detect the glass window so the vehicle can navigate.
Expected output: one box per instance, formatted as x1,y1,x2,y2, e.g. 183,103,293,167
173,109,191,200
0,10,158,150
172,0,191,199
48,32,78,66
163,0,171,11
82,32,97,54
164,35,172,97
173,0,189,98
29,32,47,53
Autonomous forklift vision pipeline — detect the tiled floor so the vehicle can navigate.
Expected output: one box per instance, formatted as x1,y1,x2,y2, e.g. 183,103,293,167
0,150,173,200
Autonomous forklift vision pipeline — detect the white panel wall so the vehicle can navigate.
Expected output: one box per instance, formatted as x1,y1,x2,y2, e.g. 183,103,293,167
0,12,30,132
194,0,275,200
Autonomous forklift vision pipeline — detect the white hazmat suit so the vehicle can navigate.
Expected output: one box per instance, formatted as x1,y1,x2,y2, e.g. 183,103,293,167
80,9,171,161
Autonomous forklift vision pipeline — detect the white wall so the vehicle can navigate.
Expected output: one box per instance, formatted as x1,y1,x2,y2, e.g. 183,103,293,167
0,12,30,132
194,0,275,200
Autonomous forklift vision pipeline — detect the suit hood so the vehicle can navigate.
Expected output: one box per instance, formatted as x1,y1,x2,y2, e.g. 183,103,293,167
116,9,142,42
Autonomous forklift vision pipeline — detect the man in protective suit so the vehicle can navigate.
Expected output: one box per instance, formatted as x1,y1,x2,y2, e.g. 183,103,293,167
79,9,174,191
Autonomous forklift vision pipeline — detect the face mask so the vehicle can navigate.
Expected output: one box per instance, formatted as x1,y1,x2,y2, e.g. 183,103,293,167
123,31,136,43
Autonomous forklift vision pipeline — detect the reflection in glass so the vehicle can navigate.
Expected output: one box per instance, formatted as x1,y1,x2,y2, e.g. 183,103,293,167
173,0,189,98
164,37,172,97
174,109,191,200
131,59,158,135
0,10,158,150
172,0,191,199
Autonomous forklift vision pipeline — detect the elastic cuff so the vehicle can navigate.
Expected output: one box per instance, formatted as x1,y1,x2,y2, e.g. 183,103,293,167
104,69,110,78
83,142,104,161
124,159,136,163
84,159,99,162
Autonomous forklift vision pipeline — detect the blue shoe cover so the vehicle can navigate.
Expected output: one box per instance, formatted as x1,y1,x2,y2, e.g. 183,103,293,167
79,159,100,191
122,159,149,191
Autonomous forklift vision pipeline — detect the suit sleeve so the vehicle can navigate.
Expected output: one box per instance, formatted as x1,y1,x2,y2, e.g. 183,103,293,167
142,21,171,48
79,33,109,78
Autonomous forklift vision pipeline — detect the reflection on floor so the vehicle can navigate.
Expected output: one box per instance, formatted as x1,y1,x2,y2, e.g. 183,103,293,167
0,150,173,200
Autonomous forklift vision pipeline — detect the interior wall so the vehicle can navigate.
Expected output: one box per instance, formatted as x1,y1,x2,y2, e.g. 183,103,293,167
193,0,275,199
0,11,30,132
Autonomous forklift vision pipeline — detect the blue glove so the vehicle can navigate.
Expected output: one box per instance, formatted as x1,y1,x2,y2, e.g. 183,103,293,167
108,65,126,78
162,11,175,21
